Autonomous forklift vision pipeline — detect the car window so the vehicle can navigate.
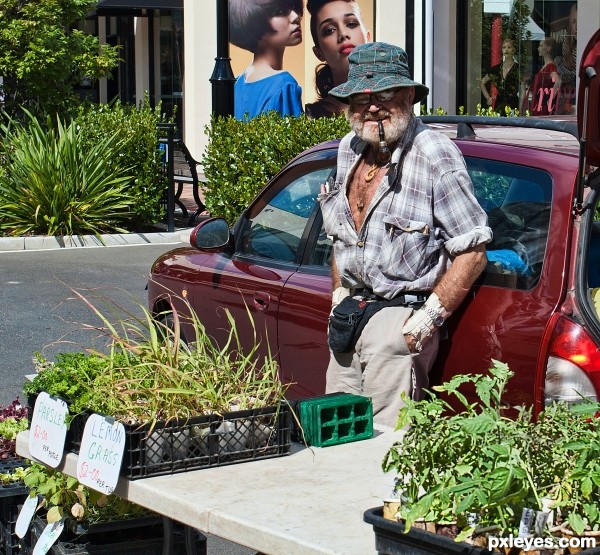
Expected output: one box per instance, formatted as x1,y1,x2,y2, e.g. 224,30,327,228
466,157,553,290
308,223,333,268
239,167,333,262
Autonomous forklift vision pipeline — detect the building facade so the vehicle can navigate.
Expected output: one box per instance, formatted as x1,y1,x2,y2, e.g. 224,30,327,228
93,0,599,167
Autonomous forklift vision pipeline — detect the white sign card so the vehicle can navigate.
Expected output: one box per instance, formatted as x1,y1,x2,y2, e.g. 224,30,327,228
76,413,126,494
28,392,68,468
15,495,39,538
32,520,64,555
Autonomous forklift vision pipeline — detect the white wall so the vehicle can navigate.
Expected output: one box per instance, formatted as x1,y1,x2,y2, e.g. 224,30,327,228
431,0,456,113
182,0,216,166
578,0,600,72
376,0,406,46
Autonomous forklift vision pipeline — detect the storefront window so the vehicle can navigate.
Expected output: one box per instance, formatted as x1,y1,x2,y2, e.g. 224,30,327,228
158,11,184,130
465,0,578,116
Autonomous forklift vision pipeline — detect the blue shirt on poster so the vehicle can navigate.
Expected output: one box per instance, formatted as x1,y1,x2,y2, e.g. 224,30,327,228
234,71,303,120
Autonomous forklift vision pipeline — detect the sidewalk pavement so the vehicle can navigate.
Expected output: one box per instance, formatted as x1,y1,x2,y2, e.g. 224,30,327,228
0,186,200,253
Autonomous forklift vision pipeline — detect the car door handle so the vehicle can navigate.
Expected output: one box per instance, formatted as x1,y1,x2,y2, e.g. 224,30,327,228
253,291,271,312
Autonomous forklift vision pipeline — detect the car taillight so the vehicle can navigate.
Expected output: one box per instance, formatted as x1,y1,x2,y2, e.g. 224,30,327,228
545,316,600,404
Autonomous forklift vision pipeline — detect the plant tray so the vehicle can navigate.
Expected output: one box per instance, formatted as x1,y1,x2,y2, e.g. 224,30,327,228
293,393,373,447
364,507,600,555
67,404,291,479
0,457,29,475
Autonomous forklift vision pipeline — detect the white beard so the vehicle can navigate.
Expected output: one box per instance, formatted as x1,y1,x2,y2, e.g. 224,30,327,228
349,109,412,147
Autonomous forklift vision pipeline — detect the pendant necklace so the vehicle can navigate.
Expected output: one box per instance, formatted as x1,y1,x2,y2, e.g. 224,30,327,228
364,163,381,183
358,156,388,210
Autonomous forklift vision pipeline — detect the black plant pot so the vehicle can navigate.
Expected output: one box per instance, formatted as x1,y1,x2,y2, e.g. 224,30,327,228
364,507,600,555
364,507,494,555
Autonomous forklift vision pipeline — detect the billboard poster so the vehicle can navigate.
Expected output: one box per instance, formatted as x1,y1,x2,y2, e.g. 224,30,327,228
229,0,374,120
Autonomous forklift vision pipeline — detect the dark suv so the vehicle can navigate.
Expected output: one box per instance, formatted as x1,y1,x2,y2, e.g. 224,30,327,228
148,31,600,413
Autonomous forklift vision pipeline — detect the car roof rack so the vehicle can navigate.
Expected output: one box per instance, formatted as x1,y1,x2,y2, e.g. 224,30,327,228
419,115,579,140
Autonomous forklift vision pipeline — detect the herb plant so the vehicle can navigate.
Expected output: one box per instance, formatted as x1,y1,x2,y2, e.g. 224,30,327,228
25,291,288,426
23,463,152,525
382,360,600,541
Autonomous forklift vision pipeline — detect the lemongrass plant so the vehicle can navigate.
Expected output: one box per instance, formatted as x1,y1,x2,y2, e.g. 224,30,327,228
25,289,288,426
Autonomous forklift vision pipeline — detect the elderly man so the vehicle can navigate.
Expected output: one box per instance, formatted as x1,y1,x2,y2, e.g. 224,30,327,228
319,42,492,427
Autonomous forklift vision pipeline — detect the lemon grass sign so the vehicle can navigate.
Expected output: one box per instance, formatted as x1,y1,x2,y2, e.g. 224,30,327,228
77,414,126,495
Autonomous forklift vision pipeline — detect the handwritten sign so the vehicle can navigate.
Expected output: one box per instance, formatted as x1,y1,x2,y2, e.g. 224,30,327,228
76,413,125,494
28,392,68,468
15,495,39,539
32,520,64,555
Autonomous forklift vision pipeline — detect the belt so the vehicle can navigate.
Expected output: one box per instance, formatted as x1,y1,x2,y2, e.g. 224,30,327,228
351,289,429,308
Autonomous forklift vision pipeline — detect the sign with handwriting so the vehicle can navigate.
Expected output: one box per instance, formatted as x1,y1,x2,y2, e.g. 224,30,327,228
28,392,68,468
15,495,39,539
76,413,125,494
32,520,64,555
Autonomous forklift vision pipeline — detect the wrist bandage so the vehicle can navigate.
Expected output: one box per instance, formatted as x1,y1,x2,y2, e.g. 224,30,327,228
331,287,350,308
402,293,451,352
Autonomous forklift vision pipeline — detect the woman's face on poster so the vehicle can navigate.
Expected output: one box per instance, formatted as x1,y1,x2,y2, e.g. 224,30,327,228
312,1,370,72
264,8,303,49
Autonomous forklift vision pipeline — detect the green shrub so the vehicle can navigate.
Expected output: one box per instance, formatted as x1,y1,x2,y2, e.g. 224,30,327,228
75,98,173,226
201,112,350,223
0,111,134,236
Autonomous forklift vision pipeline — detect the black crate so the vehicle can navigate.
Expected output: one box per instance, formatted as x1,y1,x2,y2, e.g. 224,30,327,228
0,461,29,555
67,404,291,479
24,516,206,555
0,499,25,555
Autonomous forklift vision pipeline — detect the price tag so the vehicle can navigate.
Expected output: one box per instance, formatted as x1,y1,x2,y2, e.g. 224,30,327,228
15,495,39,538
76,413,125,494
28,392,68,467
33,520,64,555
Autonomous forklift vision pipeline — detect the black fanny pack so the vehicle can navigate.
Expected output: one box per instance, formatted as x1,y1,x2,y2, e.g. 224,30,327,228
327,292,427,354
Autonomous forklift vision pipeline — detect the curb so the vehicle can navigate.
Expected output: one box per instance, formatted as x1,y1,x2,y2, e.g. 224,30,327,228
0,229,193,253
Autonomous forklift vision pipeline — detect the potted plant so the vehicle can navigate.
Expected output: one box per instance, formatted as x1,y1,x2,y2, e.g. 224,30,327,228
364,360,600,554
23,293,292,479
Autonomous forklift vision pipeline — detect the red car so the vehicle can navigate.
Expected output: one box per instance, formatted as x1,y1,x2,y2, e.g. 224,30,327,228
149,31,600,413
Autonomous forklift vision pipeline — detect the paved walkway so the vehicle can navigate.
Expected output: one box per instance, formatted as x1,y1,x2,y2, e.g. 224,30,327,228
0,184,202,253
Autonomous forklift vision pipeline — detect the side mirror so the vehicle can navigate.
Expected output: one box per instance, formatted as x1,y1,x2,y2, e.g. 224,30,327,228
190,218,231,251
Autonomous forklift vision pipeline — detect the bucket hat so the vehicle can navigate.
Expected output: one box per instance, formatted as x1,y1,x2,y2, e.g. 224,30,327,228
328,42,429,105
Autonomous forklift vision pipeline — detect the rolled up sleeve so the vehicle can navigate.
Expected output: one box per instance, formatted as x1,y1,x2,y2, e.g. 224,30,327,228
434,169,493,255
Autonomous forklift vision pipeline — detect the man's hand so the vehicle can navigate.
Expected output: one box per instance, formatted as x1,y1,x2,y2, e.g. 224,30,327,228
402,293,451,353
404,332,420,354
331,287,350,315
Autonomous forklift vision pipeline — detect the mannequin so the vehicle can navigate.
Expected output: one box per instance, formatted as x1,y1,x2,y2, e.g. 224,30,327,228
480,38,524,115
527,37,561,116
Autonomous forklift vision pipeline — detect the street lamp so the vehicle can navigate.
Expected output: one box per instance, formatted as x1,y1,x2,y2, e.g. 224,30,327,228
210,0,235,116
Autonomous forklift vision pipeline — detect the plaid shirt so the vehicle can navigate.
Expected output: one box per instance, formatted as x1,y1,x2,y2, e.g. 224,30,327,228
319,117,492,300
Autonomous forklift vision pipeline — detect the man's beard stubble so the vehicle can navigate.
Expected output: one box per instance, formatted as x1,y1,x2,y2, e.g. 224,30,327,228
349,107,412,147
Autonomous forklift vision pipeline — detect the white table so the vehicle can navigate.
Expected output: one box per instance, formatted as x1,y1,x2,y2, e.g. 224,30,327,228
17,426,403,555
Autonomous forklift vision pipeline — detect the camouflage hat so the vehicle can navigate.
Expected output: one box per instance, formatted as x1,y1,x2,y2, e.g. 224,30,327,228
328,42,429,105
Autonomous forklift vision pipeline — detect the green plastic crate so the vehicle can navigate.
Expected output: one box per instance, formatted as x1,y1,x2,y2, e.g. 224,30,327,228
295,393,373,447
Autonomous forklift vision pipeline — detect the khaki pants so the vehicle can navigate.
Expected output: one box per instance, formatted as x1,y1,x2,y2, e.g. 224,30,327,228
325,305,440,428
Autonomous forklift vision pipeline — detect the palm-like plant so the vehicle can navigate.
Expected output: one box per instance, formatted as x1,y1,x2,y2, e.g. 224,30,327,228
0,111,134,237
